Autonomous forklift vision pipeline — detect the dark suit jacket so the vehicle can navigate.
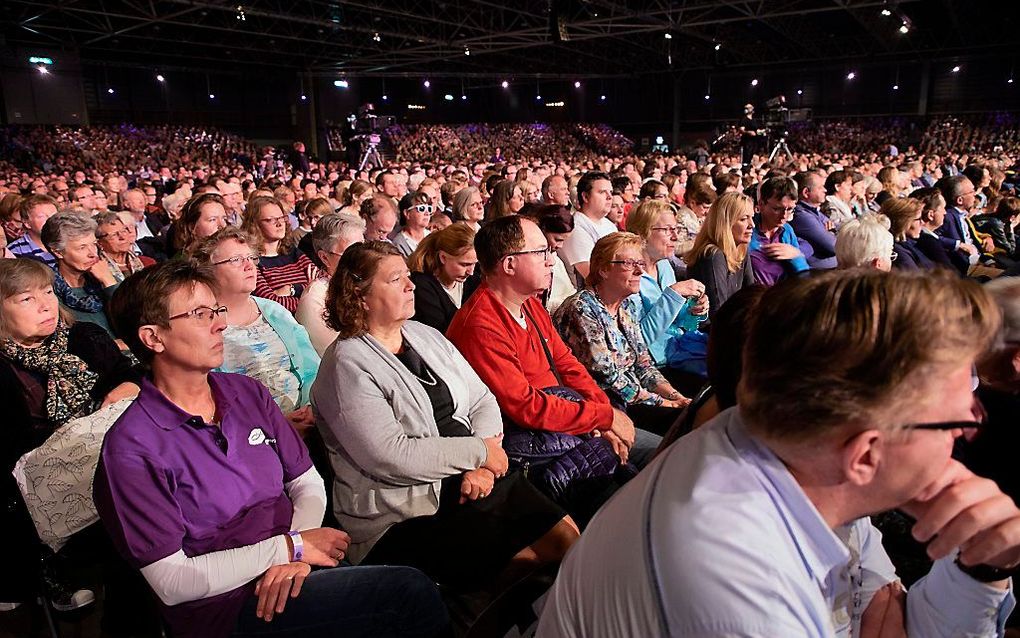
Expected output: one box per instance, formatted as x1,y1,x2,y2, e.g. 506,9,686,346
892,240,934,271
410,271,480,334
915,230,956,271
790,202,837,269
935,206,970,274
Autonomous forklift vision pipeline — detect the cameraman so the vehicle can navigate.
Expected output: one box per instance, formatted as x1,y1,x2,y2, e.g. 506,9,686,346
739,104,763,168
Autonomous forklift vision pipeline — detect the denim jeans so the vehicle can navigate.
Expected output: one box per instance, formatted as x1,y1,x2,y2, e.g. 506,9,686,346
232,565,449,637
628,427,664,470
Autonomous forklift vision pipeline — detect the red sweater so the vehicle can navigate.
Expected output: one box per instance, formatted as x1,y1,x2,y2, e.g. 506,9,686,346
446,283,613,435
254,250,316,312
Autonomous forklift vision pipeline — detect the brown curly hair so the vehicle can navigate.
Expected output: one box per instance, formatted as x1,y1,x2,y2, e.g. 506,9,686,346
324,240,404,339
243,195,298,256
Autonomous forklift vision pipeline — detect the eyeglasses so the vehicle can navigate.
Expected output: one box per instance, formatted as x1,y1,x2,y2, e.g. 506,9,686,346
97,229,132,240
506,247,553,260
610,259,647,270
167,305,228,323
212,254,260,267
259,215,288,226
889,250,898,262
651,225,679,235
407,204,434,214
900,396,987,433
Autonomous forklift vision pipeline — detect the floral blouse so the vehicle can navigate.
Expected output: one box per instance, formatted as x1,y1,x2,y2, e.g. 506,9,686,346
552,289,667,406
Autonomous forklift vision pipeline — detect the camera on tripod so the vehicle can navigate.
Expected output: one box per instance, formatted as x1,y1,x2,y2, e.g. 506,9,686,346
763,95,790,135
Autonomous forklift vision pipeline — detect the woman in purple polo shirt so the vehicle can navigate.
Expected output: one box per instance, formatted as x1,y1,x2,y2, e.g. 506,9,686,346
94,260,448,638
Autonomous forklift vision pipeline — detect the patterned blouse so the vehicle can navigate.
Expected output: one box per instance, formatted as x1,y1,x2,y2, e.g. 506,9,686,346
220,314,302,413
552,289,667,406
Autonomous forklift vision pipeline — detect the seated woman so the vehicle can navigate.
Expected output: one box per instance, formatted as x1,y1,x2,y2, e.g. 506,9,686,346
625,199,708,378
882,197,934,270
0,258,139,610
311,241,578,592
243,195,318,313
41,211,121,335
553,232,690,436
336,179,374,218
452,186,485,232
296,214,365,355
526,204,576,313
169,192,228,257
96,260,448,638
191,228,320,435
835,214,894,271
293,197,331,241
392,191,433,258
96,212,155,279
483,180,525,223
684,192,755,319
406,224,480,333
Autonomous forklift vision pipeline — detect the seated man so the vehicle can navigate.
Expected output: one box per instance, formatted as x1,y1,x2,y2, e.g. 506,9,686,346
749,176,810,286
790,170,838,269
539,268,1019,637
446,216,661,508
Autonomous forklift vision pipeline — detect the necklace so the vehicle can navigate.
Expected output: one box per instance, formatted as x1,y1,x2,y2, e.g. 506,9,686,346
408,366,439,387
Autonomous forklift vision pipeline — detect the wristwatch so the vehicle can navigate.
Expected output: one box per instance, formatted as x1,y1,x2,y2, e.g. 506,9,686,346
955,557,1016,583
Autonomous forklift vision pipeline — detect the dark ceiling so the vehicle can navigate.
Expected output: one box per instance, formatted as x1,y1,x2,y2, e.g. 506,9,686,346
4,0,1018,79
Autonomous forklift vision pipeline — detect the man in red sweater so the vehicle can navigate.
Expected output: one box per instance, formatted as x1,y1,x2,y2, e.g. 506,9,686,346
447,215,659,467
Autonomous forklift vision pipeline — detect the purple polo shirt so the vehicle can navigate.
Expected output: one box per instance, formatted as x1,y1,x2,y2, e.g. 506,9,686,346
93,373,312,638
749,227,788,286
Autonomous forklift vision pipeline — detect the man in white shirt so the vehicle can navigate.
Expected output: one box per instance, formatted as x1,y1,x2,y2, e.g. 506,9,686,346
557,171,616,284
539,269,1019,638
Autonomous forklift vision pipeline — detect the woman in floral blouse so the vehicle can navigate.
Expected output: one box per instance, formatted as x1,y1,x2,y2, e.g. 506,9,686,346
553,232,690,435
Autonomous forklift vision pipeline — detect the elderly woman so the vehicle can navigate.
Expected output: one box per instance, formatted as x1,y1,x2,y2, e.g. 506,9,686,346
685,192,756,319
191,228,320,435
835,214,895,270
882,197,933,270
41,211,121,335
95,260,447,638
243,196,318,313
452,186,485,231
406,223,479,333
296,214,365,355
527,204,577,313
392,191,433,258
553,232,690,435
0,258,139,610
95,212,155,278
625,199,708,371
311,241,577,591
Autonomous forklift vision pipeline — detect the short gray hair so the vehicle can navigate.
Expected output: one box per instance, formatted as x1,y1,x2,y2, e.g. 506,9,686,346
310,213,365,255
984,277,1020,347
40,210,97,254
835,214,893,269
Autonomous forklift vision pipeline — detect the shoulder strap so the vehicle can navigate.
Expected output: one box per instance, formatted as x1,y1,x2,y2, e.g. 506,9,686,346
521,303,563,386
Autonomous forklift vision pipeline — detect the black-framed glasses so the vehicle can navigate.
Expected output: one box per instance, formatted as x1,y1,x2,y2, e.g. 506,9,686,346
506,247,553,260
651,225,679,235
901,396,987,432
168,305,228,323
610,258,647,270
212,254,260,267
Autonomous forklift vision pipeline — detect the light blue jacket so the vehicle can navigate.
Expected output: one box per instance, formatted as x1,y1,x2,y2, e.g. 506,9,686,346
631,259,705,366
215,296,321,406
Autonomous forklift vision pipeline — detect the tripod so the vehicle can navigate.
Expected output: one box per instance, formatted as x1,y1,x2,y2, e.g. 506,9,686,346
357,139,383,171
767,134,793,164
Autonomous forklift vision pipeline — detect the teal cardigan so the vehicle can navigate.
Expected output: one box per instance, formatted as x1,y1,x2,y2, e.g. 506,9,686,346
215,296,321,406
632,260,705,367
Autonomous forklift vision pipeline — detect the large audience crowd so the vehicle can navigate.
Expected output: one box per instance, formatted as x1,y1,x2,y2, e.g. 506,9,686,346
1,116,1020,638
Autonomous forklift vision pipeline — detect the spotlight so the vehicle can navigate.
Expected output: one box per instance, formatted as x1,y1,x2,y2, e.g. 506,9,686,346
423,80,430,88
899,23,909,34
464,47,471,56
501,80,509,89
1009,78,1015,85
300,94,307,101
797,89,803,95
156,74,165,82
461,94,467,100
846,71,856,80
334,79,349,88
535,94,542,100
881,8,892,16
107,88,115,94
893,84,899,90
951,65,961,73
444,94,453,101
704,94,710,100
599,94,606,101
38,65,49,74
209,93,215,99
382,94,389,100
750,78,758,87
714,43,721,51
574,81,581,88
664,33,672,40
373,32,381,42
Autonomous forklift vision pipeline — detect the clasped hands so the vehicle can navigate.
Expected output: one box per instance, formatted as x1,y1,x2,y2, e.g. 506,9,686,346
255,527,350,622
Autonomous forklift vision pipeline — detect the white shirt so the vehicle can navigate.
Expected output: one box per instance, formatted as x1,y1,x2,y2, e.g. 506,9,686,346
558,212,617,270
537,408,1014,637
135,217,154,240
295,278,336,356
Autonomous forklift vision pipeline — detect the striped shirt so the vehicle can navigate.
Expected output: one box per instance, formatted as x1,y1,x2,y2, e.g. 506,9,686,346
253,249,317,313
9,234,56,268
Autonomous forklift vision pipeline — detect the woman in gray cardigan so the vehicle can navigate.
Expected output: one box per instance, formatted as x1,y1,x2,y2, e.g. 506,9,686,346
311,241,578,592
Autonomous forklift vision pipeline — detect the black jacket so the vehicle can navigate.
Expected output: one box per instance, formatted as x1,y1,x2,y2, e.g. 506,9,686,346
410,271,480,334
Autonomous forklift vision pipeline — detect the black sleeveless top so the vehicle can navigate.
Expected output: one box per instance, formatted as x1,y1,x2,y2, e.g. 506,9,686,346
395,342,470,438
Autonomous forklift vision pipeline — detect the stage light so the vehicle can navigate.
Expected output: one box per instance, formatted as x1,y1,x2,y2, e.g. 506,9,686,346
209,93,215,99
664,33,672,40
444,94,454,101
797,89,803,95
301,94,307,101
501,80,509,89
373,32,381,42
334,79,349,88
893,84,899,90
1009,78,1015,85
535,94,542,100
38,66,49,75
464,47,470,56
107,88,114,94
574,81,581,88
881,8,892,16
423,80,430,88
382,94,389,100
599,94,606,101
714,43,721,51
899,23,909,34
704,94,710,100
952,65,961,73
846,71,856,80
461,94,467,100
156,74,165,82
750,78,758,87
29,56,53,65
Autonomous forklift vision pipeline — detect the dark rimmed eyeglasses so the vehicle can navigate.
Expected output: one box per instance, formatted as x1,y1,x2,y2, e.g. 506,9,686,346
168,305,228,323
212,254,260,267
506,247,553,260
610,258,647,270
899,396,987,432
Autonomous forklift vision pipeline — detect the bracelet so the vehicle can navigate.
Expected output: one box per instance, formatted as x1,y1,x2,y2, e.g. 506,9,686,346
287,531,304,562
955,557,1015,583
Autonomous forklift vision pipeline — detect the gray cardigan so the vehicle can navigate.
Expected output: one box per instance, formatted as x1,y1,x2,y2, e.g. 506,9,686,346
310,319,502,563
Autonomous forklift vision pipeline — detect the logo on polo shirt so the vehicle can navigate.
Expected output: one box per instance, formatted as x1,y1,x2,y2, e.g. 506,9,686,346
248,427,277,447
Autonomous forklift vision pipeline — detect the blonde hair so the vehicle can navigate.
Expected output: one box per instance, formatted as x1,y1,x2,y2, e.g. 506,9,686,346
739,268,999,442
880,197,924,241
586,232,645,288
407,223,475,275
243,196,298,255
626,199,674,240
685,192,752,273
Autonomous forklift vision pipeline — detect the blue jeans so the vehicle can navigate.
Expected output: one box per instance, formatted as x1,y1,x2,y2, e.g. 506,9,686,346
232,565,449,637
628,427,663,469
